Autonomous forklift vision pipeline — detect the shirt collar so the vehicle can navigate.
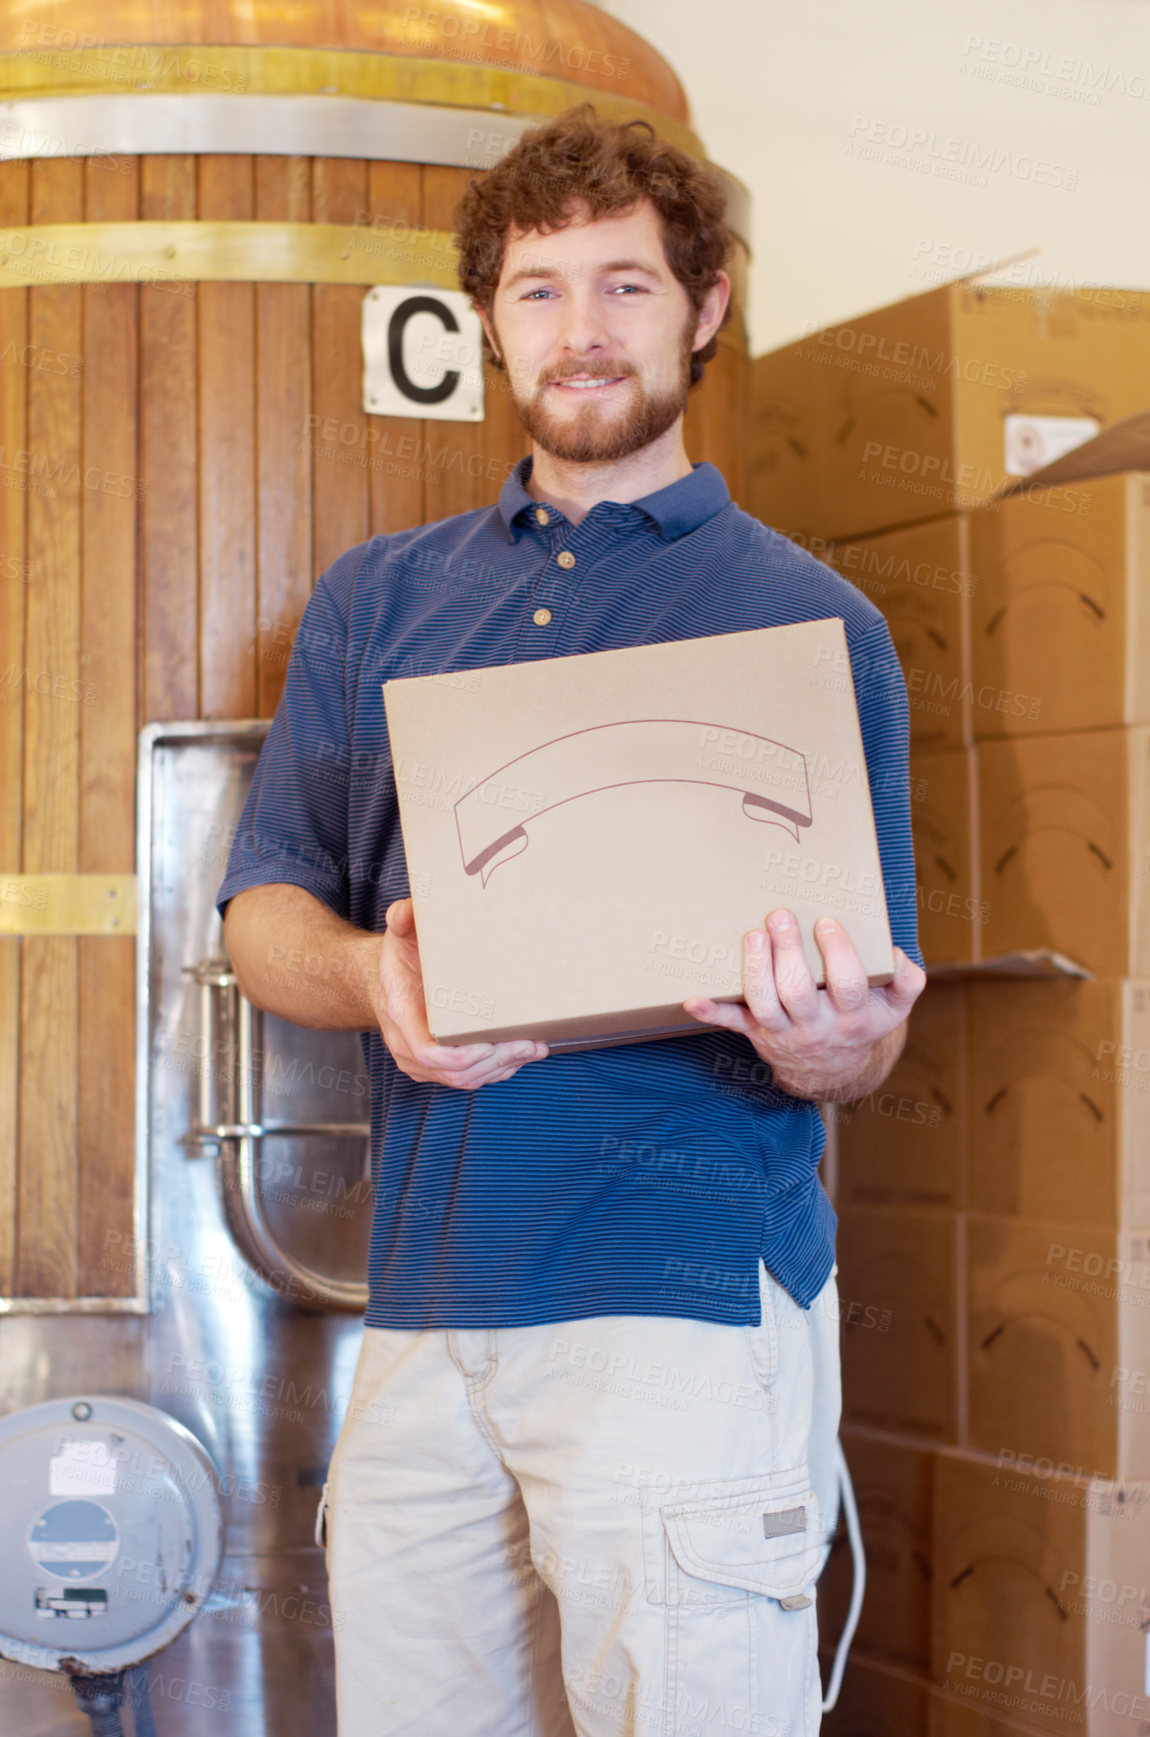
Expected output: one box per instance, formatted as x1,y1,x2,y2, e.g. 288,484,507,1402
497,453,730,545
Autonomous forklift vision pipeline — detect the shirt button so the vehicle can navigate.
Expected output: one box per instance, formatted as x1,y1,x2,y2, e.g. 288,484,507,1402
534,507,550,525
533,607,552,625
557,550,576,569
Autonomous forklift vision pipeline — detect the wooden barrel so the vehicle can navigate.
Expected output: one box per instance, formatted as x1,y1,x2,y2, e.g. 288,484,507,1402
0,0,751,1305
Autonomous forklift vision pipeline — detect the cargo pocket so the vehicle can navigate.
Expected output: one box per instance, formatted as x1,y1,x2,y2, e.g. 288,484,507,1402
662,1467,823,1605
314,1479,329,1551
641,1465,824,1607
651,1469,825,1737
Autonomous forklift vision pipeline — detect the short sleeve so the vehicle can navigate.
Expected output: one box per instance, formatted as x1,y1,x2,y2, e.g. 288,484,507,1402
215,570,354,923
848,617,925,971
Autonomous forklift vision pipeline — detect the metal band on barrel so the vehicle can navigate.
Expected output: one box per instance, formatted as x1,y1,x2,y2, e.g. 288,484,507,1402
0,218,749,353
0,47,750,241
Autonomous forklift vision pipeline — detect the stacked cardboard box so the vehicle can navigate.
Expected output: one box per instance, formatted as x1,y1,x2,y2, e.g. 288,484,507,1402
822,445,1150,972
959,446,1150,1733
823,1001,1150,1734
751,286,1150,1734
821,1443,1150,1736
825,513,983,966
751,284,1150,970
749,280,1150,547
971,459,1150,974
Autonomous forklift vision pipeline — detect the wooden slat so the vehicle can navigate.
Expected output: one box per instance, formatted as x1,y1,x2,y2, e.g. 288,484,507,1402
77,156,140,1297
140,156,198,721
421,166,485,523
0,938,16,1292
364,161,426,538
311,158,370,575
198,154,256,719
18,156,84,1298
19,938,78,1295
478,303,532,514
0,159,28,1295
255,156,313,717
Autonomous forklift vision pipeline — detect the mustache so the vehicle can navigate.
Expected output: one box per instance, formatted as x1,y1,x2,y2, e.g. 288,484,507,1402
544,364,637,383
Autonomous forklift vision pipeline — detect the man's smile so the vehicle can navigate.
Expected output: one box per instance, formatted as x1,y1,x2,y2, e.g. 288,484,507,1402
546,373,630,393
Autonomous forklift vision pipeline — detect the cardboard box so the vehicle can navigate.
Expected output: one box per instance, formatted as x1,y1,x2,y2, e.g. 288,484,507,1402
837,1207,960,1442
749,283,1150,543
970,473,1150,741
836,982,967,1210
910,745,983,965
830,517,974,749
932,1447,1150,1737
822,1656,932,1736
383,619,895,1050
819,1428,935,1673
824,417,1150,748
966,1217,1150,1479
966,980,1150,1228
978,728,1150,976
747,335,826,552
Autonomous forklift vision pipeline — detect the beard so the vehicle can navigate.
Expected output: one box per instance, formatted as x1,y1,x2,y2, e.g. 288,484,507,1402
498,314,697,464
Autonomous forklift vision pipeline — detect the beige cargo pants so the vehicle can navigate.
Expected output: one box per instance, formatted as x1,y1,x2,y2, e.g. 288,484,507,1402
319,1260,841,1737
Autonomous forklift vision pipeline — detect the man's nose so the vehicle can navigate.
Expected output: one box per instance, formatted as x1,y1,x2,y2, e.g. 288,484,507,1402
554,288,612,358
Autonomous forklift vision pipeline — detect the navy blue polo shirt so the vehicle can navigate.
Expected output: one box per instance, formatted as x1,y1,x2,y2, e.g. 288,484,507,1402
216,454,923,1329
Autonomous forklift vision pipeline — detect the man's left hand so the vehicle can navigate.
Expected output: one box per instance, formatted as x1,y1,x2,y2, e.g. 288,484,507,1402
681,909,927,1102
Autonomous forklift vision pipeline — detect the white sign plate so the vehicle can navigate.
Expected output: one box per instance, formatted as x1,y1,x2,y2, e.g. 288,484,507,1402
362,286,485,422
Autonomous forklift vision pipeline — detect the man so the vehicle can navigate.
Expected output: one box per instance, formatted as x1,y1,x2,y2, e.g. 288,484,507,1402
218,104,926,1737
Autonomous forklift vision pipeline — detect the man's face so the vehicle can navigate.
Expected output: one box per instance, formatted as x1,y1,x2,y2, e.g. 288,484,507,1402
480,199,707,464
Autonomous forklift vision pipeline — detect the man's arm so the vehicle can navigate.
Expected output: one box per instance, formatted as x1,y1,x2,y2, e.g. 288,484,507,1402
224,884,384,1031
224,885,548,1088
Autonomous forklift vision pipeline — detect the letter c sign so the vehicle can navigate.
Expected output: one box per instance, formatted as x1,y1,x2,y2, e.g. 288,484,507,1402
362,286,484,421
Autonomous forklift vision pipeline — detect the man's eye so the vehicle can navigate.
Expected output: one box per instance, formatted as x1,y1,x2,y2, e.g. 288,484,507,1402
611,284,647,294
523,288,555,300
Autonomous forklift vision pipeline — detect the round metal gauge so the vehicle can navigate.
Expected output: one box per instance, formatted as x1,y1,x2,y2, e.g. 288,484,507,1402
0,1395,225,1674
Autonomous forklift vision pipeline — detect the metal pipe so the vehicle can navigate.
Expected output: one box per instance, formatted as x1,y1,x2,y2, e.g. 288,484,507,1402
67,1671,126,1737
209,980,370,1315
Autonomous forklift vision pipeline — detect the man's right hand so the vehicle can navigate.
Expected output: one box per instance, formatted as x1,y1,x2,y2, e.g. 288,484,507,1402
373,898,549,1090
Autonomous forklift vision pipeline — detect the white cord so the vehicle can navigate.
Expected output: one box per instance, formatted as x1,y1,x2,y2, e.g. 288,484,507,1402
821,1438,866,1713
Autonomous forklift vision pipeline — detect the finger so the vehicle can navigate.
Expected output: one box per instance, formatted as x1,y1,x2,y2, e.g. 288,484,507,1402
437,1062,515,1090
399,1027,545,1087
436,1051,536,1090
471,1056,539,1088
430,1037,543,1085
402,1048,504,1087
878,946,928,1016
741,926,787,1030
415,1037,497,1073
384,897,415,933
813,918,870,1016
491,1039,548,1065
766,910,820,1022
682,996,757,1040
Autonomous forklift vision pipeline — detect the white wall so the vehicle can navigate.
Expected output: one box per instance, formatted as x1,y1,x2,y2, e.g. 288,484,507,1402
596,0,1150,355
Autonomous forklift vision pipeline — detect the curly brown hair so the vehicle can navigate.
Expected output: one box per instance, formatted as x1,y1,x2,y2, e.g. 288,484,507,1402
454,103,735,388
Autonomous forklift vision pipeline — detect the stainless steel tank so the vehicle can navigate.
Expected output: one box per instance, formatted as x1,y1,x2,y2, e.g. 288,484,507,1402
0,721,371,1734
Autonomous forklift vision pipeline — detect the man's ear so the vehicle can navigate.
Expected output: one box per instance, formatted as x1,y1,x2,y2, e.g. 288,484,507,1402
476,302,503,368
692,270,732,354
